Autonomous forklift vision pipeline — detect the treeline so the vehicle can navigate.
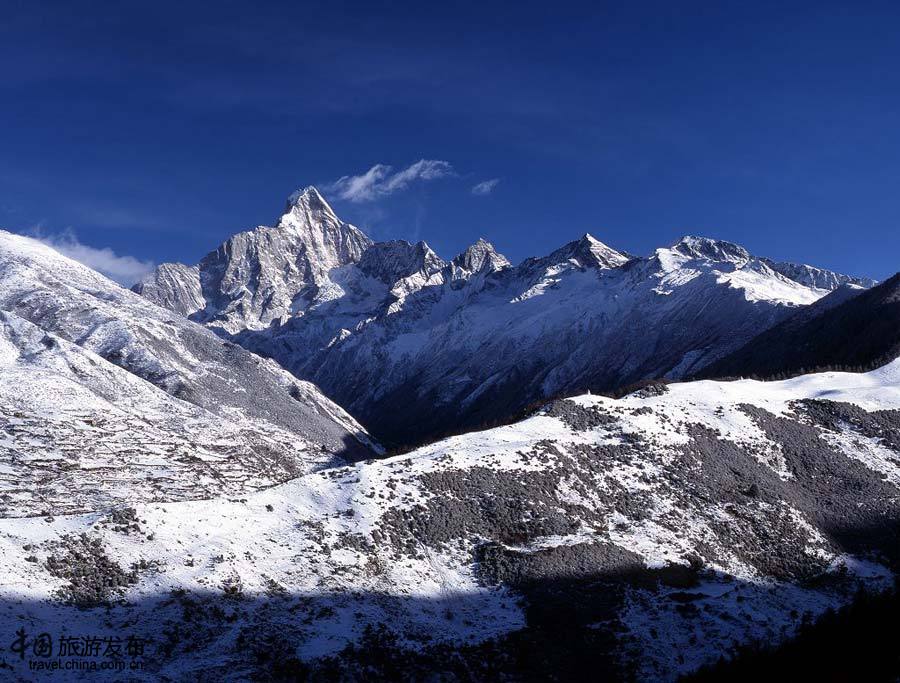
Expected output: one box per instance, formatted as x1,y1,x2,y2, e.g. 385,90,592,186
703,350,900,384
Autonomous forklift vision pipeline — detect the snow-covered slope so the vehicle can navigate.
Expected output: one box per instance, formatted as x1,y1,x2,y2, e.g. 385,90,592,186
2,360,898,680
700,272,900,381
0,229,378,468
760,257,877,291
136,189,873,446
0,310,356,515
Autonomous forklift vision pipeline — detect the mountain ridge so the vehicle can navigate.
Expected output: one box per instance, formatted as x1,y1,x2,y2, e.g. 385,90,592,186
696,272,900,381
134,187,875,446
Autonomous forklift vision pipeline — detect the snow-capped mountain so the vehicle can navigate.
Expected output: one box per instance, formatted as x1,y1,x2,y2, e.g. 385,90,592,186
136,188,874,446
0,230,378,480
2,359,898,680
2,214,896,681
134,187,372,334
698,272,900,381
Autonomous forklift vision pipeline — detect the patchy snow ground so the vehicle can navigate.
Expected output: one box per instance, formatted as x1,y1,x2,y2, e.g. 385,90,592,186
0,360,898,680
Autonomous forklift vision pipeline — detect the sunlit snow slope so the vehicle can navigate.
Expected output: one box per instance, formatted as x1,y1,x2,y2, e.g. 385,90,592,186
2,360,898,680
0,230,378,499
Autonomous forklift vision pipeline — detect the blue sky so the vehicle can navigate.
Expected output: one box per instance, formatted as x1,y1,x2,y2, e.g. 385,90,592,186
1,0,899,283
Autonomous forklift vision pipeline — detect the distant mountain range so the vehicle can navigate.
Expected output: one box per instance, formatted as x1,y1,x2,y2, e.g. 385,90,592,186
135,186,876,446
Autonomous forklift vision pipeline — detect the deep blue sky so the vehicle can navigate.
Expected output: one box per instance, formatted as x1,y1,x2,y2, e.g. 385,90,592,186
2,0,899,282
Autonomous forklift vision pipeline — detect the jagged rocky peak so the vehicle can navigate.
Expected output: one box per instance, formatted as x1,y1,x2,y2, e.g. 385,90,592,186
542,233,630,270
452,238,510,273
358,239,447,285
134,185,376,333
285,185,334,216
276,185,372,267
671,235,752,263
578,233,631,268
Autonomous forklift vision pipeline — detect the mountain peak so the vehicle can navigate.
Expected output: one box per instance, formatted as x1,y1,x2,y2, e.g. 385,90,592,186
452,238,510,273
358,240,447,285
274,185,372,266
284,185,337,219
672,235,751,263
569,233,630,269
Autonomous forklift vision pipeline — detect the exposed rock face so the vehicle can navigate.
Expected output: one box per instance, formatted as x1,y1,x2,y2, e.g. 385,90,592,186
134,187,372,335
357,239,446,290
132,262,205,317
135,190,874,446
451,237,511,274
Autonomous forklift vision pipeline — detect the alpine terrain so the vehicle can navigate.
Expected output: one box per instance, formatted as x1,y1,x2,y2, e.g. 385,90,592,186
135,187,875,447
697,273,900,382
0,229,379,511
0,343,898,680
1,204,897,682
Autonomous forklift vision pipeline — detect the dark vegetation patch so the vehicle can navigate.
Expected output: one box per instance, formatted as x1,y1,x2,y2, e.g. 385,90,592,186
377,465,585,553
795,399,900,451
101,506,143,534
621,380,670,399
477,541,645,587
738,403,900,567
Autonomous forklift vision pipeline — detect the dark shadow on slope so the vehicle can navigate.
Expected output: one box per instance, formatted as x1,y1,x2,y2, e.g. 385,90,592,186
328,433,378,465
364,273,900,452
681,579,900,683
2,516,900,682
0,570,661,682
694,272,900,383
234,259,801,451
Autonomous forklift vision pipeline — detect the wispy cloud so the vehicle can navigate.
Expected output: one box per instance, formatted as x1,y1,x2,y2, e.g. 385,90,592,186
471,178,500,196
30,228,155,286
327,159,455,202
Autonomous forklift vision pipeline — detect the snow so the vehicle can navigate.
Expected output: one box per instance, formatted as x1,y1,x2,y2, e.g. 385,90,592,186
1,217,895,681
0,350,897,679
134,191,870,448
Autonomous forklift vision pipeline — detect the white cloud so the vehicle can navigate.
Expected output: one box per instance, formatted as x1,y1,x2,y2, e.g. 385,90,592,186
327,159,455,202
471,178,500,196
31,228,155,286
